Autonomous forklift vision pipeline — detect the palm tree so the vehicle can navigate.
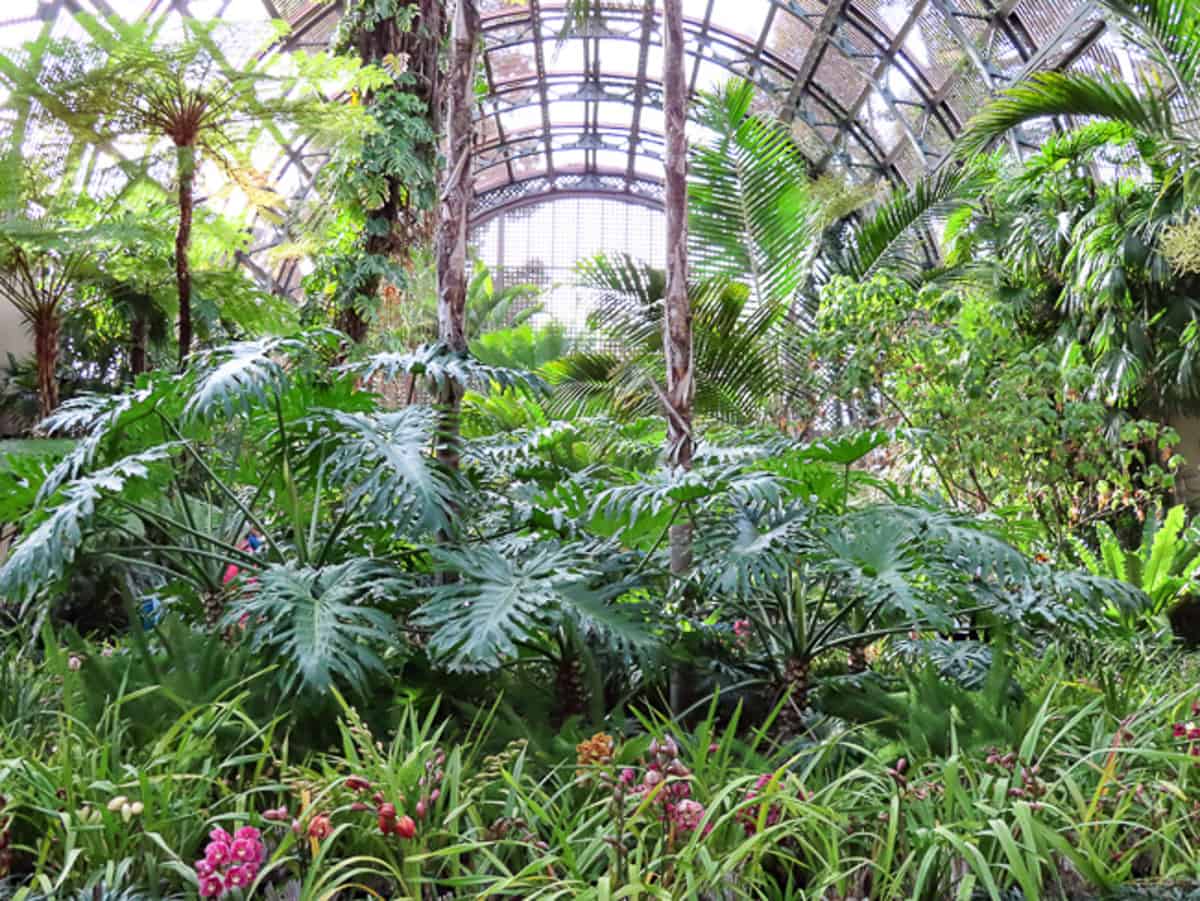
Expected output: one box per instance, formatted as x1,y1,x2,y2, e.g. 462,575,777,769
958,0,1199,184
5,14,355,367
548,255,786,425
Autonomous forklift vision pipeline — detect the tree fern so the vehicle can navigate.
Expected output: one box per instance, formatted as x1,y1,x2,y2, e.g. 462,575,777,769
230,559,403,695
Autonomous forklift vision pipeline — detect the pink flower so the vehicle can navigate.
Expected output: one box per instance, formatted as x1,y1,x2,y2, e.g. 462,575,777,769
234,826,261,842
393,814,417,839
230,838,259,863
619,767,636,785
308,814,332,841
262,805,289,822
204,840,231,867
672,799,706,832
226,863,256,888
195,859,214,877
1174,723,1187,738
222,564,240,584
209,827,234,845
198,874,225,898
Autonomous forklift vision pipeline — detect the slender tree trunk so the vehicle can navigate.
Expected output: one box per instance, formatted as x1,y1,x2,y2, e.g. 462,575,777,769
434,0,480,472
663,0,694,712
175,143,196,370
339,0,446,343
129,314,148,376
32,305,59,421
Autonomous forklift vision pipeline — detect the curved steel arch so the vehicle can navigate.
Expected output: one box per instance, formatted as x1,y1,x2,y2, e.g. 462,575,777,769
4,0,1123,293
472,171,665,225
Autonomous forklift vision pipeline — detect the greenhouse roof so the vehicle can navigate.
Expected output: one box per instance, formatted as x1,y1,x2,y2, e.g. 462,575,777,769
1,0,1131,292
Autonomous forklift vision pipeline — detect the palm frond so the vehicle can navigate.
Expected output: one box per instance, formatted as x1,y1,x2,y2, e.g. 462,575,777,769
689,79,820,304
957,71,1176,158
833,163,981,285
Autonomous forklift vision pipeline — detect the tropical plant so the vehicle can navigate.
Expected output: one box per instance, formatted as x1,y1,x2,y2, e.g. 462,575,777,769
1072,504,1200,629
548,254,786,424
3,13,371,365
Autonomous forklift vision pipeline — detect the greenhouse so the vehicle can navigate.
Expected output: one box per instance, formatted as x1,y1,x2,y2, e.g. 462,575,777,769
1,0,1200,897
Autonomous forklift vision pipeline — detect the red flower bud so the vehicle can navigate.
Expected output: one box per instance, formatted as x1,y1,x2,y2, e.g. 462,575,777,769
378,803,396,820
345,776,371,793
393,815,417,839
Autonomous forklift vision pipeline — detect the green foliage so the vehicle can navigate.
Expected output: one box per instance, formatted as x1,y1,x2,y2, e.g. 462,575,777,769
1073,505,1200,623
414,539,656,673
231,559,403,695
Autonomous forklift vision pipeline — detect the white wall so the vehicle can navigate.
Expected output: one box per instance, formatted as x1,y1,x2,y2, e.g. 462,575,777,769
0,302,30,363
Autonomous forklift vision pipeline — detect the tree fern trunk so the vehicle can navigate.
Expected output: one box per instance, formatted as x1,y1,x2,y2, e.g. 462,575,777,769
663,0,694,713
175,143,196,370
32,305,59,421
434,0,479,472
129,313,148,376
340,0,445,343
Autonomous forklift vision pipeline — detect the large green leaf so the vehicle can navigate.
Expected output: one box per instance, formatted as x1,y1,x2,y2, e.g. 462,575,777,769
231,559,402,695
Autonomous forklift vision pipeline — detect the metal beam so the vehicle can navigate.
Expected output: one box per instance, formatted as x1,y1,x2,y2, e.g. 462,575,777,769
780,0,849,123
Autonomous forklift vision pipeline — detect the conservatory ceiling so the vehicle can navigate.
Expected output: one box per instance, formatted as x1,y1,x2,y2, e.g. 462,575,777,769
2,0,1130,288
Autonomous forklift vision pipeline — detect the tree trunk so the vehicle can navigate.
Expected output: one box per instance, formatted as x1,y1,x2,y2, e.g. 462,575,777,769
663,0,694,713
175,143,196,370
434,0,480,472
32,306,59,421
129,314,148,376
339,0,446,343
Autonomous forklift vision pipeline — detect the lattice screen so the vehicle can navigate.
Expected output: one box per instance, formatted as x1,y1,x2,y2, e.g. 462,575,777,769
471,197,666,339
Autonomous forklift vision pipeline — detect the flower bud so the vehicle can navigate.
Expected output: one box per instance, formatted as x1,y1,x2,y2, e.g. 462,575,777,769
415,800,427,819
107,796,128,812
129,801,144,816
393,815,416,839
